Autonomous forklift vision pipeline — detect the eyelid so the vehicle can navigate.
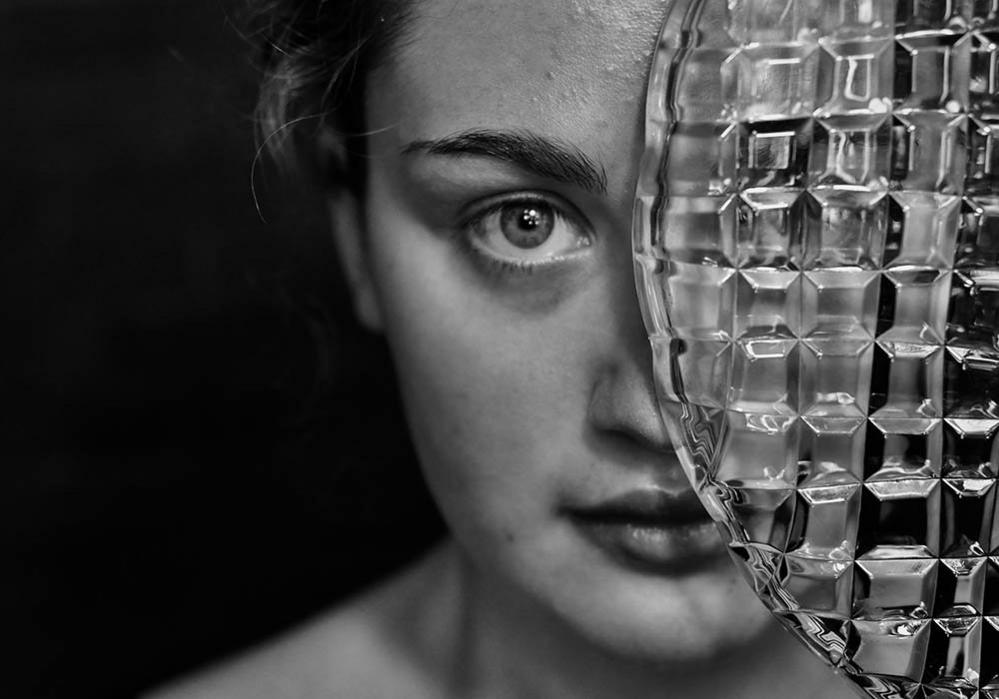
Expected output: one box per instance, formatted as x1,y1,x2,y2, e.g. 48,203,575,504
460,190,593,238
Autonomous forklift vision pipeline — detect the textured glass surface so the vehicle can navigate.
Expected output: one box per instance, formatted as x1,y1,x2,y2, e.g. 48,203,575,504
634,1,999,696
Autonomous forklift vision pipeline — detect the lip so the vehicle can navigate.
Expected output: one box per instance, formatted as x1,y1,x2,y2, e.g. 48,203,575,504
564,489,728,575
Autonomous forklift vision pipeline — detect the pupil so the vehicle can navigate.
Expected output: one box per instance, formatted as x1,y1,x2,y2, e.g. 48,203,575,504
501,203,553,249
519,209,541,229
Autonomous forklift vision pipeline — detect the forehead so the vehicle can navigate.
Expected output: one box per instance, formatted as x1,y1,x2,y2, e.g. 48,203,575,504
368,0,669,185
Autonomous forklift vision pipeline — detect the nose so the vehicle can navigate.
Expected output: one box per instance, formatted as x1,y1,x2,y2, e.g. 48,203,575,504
588,351,671,454
585,237,672,455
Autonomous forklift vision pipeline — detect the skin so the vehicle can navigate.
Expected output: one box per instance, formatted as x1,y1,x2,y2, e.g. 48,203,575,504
150,1,857,697
361,0,762,663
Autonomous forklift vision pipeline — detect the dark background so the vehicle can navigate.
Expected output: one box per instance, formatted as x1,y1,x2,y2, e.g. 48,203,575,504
6,1,443,697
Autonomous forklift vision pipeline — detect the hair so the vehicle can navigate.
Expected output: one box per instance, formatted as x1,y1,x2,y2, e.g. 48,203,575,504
246,0,413,181
238,0,415,414
241,0,445,582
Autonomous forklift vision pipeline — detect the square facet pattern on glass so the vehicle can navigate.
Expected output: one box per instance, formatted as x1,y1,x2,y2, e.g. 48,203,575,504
634,1,999,696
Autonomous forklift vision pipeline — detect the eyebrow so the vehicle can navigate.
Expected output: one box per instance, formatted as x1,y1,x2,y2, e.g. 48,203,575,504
402,129,608,195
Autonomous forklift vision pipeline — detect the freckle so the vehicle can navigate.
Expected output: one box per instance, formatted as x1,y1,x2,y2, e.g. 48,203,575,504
504,530,515,543
545,70,555,81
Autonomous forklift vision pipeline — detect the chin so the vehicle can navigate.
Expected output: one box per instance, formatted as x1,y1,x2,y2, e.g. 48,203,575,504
549,552,778,665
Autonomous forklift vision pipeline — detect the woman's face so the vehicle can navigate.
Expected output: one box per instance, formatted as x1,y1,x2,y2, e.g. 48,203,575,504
346,0,772,662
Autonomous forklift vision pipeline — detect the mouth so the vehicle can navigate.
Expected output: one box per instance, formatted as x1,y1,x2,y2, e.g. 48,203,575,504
563,489,728,575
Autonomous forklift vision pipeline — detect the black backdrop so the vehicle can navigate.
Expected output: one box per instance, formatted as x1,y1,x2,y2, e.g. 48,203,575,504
6,2,443,697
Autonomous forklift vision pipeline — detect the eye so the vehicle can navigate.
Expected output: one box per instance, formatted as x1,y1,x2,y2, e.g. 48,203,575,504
466,196,592,269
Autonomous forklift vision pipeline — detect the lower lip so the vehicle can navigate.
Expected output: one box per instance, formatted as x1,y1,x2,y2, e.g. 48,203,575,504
571,517,728,575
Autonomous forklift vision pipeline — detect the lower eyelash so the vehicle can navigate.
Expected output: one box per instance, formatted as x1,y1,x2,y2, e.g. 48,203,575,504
453,226,540,278
478,255,540,277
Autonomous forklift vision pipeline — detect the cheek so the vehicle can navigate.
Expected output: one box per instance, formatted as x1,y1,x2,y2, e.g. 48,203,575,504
363,205,596,547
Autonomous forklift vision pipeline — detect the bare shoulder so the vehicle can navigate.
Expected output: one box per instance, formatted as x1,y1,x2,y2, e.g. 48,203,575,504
145,544,456,699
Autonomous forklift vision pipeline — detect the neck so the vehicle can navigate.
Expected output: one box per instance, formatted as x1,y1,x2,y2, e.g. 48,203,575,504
420,540,847,699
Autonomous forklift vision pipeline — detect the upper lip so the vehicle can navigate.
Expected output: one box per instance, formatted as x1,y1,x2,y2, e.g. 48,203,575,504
563,488,710,527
